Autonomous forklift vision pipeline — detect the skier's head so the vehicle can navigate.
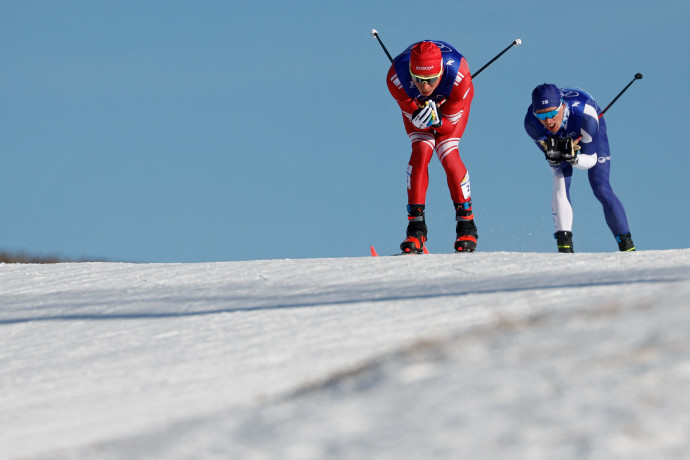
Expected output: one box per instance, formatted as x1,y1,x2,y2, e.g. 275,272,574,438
531,84,562,112
409,41,443,77
532,83,565,134
409,41,443,96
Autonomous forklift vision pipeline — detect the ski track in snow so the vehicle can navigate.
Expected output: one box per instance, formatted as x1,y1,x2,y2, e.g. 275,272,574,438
1,249,689,459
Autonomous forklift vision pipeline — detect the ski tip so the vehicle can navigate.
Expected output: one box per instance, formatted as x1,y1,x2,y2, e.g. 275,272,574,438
370,245,379,257
423,246,429,254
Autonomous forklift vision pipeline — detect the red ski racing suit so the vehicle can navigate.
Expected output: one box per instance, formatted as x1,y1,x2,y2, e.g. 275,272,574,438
386,40,474,206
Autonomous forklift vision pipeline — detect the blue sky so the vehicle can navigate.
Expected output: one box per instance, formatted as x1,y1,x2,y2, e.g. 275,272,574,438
2,0,688,262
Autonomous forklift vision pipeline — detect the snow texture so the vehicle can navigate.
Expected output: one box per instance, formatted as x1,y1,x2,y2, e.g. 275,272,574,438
2,249,690,459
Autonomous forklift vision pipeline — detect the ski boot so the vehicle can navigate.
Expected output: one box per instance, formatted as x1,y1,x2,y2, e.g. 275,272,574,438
454,201,478,252
616,233,635,252
555,231,574,253
400,205,427,254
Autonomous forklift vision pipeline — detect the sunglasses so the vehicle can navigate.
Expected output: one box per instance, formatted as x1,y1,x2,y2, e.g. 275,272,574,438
410,69,442,85
534,101,563,120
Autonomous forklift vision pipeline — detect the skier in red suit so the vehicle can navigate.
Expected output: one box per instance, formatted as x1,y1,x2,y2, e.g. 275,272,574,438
387,40,477,253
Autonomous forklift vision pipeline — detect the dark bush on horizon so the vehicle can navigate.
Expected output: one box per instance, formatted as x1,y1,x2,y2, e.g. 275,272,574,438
0,250,104,264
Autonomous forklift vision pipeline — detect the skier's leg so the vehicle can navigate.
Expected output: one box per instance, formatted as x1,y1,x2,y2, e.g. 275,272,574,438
552,165,575,252
588,159,634,250
436,128,476,252
401,134,435,254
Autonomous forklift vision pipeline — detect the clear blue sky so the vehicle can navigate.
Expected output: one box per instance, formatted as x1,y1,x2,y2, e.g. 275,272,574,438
2,0,688,262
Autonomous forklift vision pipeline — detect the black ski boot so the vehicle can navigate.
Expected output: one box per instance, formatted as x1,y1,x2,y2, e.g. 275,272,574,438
555,231,574,253
616,233,635,252
454,201,478,252
400,205,427,254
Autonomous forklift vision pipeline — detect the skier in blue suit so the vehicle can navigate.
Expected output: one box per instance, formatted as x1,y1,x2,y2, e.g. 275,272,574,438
524,83,635,253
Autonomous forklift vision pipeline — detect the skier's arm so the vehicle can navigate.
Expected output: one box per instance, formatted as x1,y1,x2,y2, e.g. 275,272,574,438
386,67,419,121
432,58,473,136
571,103,599,170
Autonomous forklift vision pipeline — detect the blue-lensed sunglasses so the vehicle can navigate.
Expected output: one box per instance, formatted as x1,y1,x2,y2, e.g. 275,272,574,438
534,100,563,120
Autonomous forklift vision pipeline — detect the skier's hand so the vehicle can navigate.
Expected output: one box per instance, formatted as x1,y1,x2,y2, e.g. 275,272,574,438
561,137,580,165
541,137,562,166
411,101,441,129
427,100,442,128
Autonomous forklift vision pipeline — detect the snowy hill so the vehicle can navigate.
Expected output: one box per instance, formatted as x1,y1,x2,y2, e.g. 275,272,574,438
2,249,690,459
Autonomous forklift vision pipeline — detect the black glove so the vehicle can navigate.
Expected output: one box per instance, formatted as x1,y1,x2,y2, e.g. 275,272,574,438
560,137,580,165
540,136,580,166
542,136,563,166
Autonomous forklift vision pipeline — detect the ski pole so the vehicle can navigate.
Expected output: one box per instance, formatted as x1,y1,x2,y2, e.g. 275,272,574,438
599,73,643,118
370,30,521,80
572,73,644,144
471,39,522,79
370,29,394,64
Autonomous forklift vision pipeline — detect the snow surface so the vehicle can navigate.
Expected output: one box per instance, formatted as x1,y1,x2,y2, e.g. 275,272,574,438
2,249,690,459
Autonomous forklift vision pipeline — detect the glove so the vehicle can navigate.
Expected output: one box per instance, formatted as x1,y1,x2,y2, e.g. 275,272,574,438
561,137,581,165
411,100,441,129
427,100,442,128
539,136,581,166
540,137,563,166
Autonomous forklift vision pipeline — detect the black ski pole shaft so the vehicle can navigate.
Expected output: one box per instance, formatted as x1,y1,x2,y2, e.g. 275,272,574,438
370,30,521,80
471,39,522,79
599,73,643,118
370,29,394,64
